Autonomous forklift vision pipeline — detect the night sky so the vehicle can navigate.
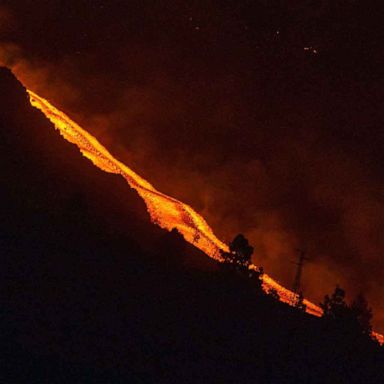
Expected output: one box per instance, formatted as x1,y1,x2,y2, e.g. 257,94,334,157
1,1,383,330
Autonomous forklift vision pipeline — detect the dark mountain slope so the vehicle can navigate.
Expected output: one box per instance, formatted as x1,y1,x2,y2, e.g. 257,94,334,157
0,68,382,383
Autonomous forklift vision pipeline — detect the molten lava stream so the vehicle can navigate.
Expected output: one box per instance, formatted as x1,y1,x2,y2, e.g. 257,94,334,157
26,89,383,345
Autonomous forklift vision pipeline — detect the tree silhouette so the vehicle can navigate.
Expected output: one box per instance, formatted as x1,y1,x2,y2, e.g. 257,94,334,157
321,286,373,338
220,234,253,270
320,285,348,320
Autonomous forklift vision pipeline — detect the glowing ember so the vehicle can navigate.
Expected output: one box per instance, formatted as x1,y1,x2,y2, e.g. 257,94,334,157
26,89,382,343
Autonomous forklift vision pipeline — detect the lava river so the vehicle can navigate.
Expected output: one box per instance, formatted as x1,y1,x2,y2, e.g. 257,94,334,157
26,89,383,344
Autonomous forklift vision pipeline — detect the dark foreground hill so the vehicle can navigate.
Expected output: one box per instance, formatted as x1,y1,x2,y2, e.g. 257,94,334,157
0,68,383,383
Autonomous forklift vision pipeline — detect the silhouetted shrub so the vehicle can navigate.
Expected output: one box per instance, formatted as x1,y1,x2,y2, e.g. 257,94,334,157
220,233,253,270
321,286,373,339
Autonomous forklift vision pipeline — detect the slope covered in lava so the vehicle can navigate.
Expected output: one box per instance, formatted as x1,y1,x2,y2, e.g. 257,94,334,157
0,68,383,383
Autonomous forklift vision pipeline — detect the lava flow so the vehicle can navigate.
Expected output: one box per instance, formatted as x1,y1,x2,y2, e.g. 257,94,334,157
26,89,383,344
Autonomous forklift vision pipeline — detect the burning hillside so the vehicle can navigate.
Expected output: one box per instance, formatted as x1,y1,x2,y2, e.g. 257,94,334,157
26,86,383,345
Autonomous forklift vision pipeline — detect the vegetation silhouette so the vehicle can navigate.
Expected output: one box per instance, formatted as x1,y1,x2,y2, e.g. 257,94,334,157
321,286,374,339
220,233,253,269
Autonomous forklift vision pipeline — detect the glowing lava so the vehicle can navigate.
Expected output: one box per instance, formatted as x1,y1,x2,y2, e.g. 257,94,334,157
26,89,383,345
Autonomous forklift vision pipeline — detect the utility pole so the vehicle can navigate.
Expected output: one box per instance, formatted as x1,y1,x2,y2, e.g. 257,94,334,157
291,249,309,306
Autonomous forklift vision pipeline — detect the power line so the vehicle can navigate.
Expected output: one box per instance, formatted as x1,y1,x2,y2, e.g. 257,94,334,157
290,249,309,306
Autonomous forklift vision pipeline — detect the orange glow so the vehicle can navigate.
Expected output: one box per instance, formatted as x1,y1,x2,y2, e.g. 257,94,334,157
26,89,382,343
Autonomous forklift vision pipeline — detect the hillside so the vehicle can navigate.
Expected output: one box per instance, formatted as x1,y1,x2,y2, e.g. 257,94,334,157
0,68,383,383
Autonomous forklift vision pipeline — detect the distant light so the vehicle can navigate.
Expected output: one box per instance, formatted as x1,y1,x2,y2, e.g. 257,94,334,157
304,46,318,54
